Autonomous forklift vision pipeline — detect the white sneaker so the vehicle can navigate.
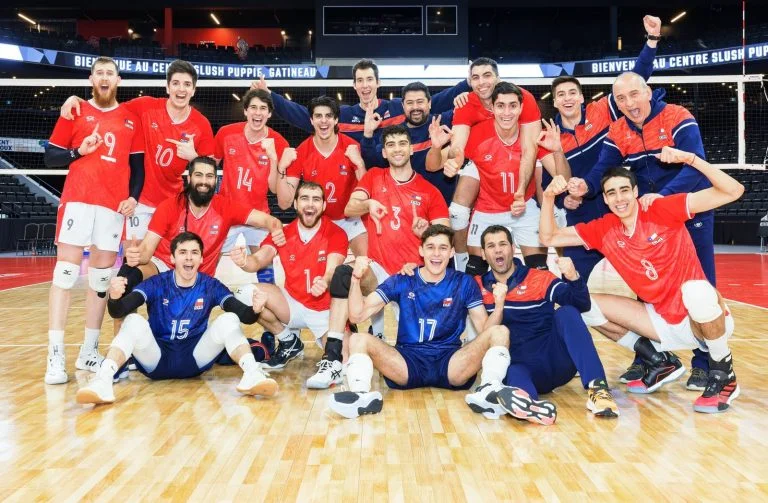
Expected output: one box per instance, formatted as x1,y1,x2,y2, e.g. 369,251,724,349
465,383,505,419
328,391,383,419
306,359,344,389
236,368,278,397
76,346,104,372
112,366,130,383
76,377,115,404
44,346,68,385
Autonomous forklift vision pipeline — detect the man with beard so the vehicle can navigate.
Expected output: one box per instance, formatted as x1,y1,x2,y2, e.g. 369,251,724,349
318,125,451,389
60,60,216,241
466,225,618,424
43,56,145,384
276,96,368,256
360,82,457,204
228,182,349,385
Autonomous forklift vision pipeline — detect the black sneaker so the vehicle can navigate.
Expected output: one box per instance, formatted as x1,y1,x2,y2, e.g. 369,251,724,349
262,335,304,370
619,362,646,383
627,351,685,394
686,367,709,391
367,324,385,341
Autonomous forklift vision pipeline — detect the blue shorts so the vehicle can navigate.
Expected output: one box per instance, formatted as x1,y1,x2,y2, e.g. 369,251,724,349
133,338,216,380
384,344,476,391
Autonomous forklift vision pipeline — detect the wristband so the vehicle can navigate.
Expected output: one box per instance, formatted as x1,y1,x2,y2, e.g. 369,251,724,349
688,154,697,165
645,34,662,41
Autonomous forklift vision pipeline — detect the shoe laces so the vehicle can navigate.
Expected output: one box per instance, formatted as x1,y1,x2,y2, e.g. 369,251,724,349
690,367,707,380
591,388,614,403
627,363,644,373
315,359,334,373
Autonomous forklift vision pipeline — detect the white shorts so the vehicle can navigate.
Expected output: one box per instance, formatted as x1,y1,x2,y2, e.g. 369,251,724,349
220,225,269,253
332,216,367,241
56,202,124,252
467,199,542,248
459,160,479,180
554,206,567,229
281,287,330,347
647,303,735,352
124,203,155,240
149,255,171,273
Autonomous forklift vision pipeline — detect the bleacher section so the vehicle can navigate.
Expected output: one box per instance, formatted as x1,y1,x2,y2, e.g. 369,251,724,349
0,175,57,220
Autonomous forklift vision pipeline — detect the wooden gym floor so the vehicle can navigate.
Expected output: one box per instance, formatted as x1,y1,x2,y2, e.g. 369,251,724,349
1,255,767,502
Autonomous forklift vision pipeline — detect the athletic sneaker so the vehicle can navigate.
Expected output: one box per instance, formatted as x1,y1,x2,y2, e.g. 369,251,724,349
619,362,645,384
75,346,104,372
465,383,504,419
328,391,383,419
127,357,137,371
496,386,557,425
113,366,129,383
262,335,304,370
586,379,619,417
306,359,344,389
367,325,385,341
76,377,115,404
45,346,68,385
693,354,739,413
686,367,708,391
626,352,685,394
236,368,278,397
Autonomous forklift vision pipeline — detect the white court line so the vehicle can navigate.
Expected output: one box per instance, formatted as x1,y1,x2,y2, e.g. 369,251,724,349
725,298,768,312
0,280,51,292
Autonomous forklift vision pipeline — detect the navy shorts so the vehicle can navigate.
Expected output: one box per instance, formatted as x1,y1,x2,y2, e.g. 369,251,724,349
384,344,476,391
133,338,216,380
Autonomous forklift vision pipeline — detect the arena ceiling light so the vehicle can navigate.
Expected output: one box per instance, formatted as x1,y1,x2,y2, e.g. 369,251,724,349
17,13,37,25
210,13,221,25
540,92,551,100
670,11,686,23
232,93,240,101
591,91,604,100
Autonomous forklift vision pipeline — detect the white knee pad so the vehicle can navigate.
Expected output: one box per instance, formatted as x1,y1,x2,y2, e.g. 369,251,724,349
346,353,374,393
112,313,153,355
581,296,609,326
681,280,722,323
449,202,471,231
88,266,113,293
233,284,254,307
52,261,80,289
210,312,247,354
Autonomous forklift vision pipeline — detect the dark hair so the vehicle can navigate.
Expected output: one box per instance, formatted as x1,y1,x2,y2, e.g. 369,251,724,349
480,225,513,249
170,231,204,255
295,180,325,201
420,224,454,246
166,59,198,87
470,57,499,77
491,81,523,105
380,124,411,144
353,58,379,81
551,76,583,98
308,96,340,134
243,88,273,113
600,167,638,192
402,81,431,101
91,56,118,75
186,155,217,179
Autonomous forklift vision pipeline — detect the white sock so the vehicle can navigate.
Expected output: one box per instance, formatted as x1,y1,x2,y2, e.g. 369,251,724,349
346,353,374,393
97,358,118,381
276,327,293,342
327,331,344,340
82,328,101,352
455,252,469,272
48,330,65,349
705,334,730,362
371,311,384,336
238,352,260,374
616,331,641,351
480,346,510,386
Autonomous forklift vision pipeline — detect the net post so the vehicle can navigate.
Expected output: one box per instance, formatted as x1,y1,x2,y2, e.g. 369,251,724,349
737,79,746,166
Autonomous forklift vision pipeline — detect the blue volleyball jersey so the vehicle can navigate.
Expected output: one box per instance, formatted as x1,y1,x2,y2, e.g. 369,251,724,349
375,268,483,351
134,271,234,344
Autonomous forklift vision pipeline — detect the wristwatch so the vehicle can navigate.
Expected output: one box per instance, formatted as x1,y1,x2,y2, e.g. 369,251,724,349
645,34,662,41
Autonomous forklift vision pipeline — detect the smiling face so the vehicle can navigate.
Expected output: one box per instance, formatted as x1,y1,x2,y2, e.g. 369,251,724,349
492,92,522,133
166,71,196,110
419,233,454,277
403,90,431,127
89,61,120,108
469,64,499,101
381,133,413,168
294,185,326,229
353,67,379,107
244,96,272,134
310,105,339,142
170,239,203,282
553,81,585,122
481,230,515,275
613,74,652,127
188,162,217,206
602,176,639,219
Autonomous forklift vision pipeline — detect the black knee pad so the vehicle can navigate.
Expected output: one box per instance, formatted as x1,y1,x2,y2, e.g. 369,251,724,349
524,253,548,270
465,255,488,277
117,263,144,294
329,264,354,298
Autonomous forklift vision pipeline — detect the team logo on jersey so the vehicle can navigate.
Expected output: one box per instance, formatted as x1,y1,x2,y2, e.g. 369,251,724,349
407,292,415,300
383,111,391,119
179,226,186,233
124,119,134,130
483,154,493,162
442,298,453,307
585,120,593,131
515,285,528,295
318,250,327,262
258,154,269,166
151,122,159,130
289,254,296,262
617,240,626,248
194,298,204,310
339,164,348,176
210,224,219,235
647,233,664,245
351,116,361,124
658,128,667,141
694,221,703,228
229,148,236,155
411,196,423,207
180,133,190,142
86,116,95,122
163,298,169,306
380,187,387,193
311,170,318,177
